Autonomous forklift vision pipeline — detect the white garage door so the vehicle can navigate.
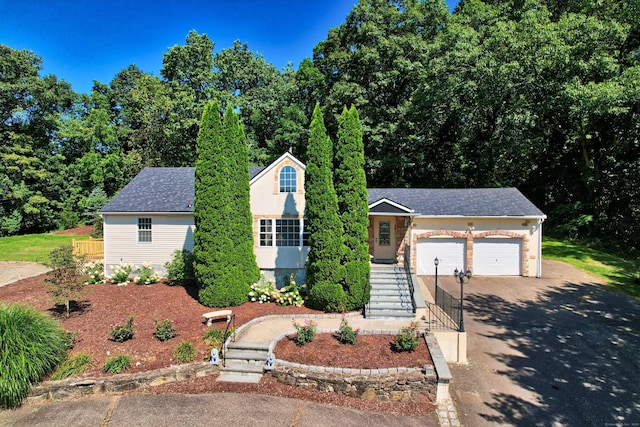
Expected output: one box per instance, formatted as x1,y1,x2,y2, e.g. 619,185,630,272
416,239,466,275
473,239,522,276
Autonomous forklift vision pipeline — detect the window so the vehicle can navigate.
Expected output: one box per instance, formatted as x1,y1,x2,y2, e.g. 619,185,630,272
259,218,307,247
279,165,296,192
138,217,152,243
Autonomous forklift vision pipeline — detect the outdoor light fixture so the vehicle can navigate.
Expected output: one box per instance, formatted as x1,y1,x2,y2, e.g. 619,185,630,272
454,267,472,332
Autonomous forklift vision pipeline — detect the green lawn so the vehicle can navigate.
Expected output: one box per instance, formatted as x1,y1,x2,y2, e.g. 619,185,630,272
542,237,640,300
0,233,90,263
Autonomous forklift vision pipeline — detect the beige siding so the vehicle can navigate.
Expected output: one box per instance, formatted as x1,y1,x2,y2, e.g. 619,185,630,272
103,214,194,276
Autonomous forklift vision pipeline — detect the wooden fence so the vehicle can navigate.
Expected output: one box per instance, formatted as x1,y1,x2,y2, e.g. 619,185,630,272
72,238,104,261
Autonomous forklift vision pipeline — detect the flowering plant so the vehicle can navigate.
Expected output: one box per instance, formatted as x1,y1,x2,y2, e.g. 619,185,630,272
154,318,178,341
393,321,422,352
133,263,160,285
248,277,277,303
110,315,134,342
109,263,134,285
248,275,306,307
292,318,317,346
83,262,105,284
336,313,359,345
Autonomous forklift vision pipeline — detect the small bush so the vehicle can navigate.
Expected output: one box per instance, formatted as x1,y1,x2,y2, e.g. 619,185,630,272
292,318,317,346
336,315,359,345
164,249,195,285
248,277,277,303
198,281,249,308
154,318,177,342
102,355,131,374
0,304,67,408
83,262,104,284
50,353,91,381
308,281,345,312
393,322,422,352
64,331,79,350
172,341,197,363
46,245,87,317
133,263,160,285
110,315,134,342
202,327,236,348
109,263,134,285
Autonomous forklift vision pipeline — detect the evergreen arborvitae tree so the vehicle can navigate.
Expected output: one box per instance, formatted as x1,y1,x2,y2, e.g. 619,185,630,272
334,106,370,310
224,104,260,286
305,104,346,312
193,101,252,307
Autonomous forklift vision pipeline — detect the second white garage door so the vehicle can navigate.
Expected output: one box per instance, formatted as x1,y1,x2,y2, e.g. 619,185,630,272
473,239,522,275
416,239,466,275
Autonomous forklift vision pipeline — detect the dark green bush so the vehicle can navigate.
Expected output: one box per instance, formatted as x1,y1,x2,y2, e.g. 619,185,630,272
164,249,195,285
172,341,197,363
102,355,131,374
0,304,67,408
50,353,91,381
198,278,249,307
308,282,345,312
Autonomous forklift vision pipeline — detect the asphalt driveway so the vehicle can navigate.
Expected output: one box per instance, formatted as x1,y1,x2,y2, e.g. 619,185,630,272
428,259,640,426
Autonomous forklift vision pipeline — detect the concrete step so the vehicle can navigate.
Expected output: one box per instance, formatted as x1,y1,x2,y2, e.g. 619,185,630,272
369,295,412,303
224,350,268,361
226,341,270,351
221,361,265,373
367,303,413,311
370,289,411,296
216,372,263,383
365,310,415,319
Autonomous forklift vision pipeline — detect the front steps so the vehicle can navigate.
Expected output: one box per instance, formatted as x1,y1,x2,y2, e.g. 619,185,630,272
217,341,270,383
366,264,415,319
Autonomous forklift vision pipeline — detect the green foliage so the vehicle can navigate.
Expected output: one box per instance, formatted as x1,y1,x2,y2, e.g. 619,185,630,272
46,245,87,317
102,355,131,374
50,353,91,381
0,304,67,408
164,249,195,285
154,318,178,342
292,318,317,346
193,100,254,308
83,262,104,284
393,322,422,353
109,262,133,285
248,275,306,307
334,106,371,310
304,104,347,311
202,327,235,348
109,315,135,343
336,315,359,345
172,340,197,363
64,331,79,350
133,263,160,285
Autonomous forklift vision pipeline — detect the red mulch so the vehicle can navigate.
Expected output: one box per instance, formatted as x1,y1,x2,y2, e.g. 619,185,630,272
54,225,95,235
0,275,436,416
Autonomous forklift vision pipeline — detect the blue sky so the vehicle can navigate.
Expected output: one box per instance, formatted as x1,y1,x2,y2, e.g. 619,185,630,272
1,1,459,94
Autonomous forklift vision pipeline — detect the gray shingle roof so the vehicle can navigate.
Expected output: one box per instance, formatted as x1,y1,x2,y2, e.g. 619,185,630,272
102,167,545,218
367,188,545,217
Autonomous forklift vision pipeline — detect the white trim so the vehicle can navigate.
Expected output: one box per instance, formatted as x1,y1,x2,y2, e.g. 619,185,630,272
250,152,306,186
368,198,415,213
414,214,547,220
101,212,193,216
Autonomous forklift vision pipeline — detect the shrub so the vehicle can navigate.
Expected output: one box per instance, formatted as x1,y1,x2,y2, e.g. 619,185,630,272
202,327,236,348
248,277,277,303
110,315,134,342
172,341,197,363
308,281,345,312
336,314,359,345
292,318,317,346
109,263,134,285
198,281,249,308
83,262,104,284
50,353,91,381
393,322,422,352
154,318,177,342
133,263,160,285
0,304,67,408
64,331,79,350
274,275,306,307
164,249,195,285
102,355,131,374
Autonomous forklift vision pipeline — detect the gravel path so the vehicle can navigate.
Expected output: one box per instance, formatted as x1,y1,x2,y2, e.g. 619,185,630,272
0,261,51,287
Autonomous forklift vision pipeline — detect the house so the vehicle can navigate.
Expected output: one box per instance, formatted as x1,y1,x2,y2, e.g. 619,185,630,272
100,152,546,282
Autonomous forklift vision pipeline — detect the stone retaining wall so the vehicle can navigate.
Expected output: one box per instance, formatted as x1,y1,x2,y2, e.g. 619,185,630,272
27,362,218,404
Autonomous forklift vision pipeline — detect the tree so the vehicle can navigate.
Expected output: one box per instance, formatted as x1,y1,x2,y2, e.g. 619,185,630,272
46,245,86,317
334,106,371,310
304,104,346,311
193,101,254,307
223,104,260,285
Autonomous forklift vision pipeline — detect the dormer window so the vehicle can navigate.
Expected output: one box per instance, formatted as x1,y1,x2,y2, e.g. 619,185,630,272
279,165,296,193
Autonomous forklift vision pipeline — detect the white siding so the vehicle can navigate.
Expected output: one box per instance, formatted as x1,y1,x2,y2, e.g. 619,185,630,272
103,214,194,276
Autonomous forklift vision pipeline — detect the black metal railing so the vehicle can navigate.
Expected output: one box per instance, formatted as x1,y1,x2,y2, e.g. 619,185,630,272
428,287,461,331
403,244,416,313
221,314,236,367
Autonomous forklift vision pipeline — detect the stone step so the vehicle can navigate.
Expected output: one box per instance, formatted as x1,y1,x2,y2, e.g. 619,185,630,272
369,295,413,304
224,350,268,361
367,302,414,310
370,288,411,296
221,361,265,373
365,310,415,320
216,372,262,383
370,283,410,290
226,341,270,351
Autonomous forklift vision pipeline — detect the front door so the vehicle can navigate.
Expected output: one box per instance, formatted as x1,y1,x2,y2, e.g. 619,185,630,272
373,217,396,261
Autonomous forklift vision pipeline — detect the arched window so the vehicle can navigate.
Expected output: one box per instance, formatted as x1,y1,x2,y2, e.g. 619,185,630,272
279,165,296,192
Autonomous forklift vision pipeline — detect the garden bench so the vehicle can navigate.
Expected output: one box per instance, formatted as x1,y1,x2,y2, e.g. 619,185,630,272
202,309,232,326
